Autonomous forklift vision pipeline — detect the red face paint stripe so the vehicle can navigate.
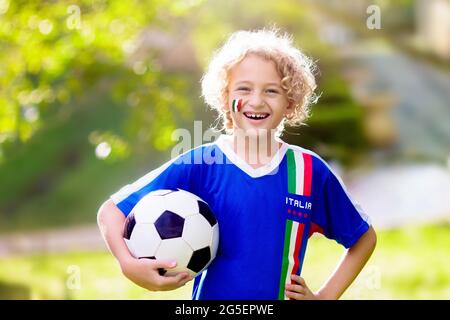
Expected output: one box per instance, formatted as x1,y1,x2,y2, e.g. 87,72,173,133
303,153,312,196
237,99,242,112
290,222,305,283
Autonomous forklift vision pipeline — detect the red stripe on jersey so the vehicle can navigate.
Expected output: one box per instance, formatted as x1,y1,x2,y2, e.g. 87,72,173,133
303,153,312,196
308,222,325,238
291,223,305,283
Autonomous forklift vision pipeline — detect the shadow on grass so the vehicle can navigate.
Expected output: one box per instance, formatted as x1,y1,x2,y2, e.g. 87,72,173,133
0,282,31,299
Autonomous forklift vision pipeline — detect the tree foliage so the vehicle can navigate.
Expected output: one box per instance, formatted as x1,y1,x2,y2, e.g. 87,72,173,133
0,0,204,162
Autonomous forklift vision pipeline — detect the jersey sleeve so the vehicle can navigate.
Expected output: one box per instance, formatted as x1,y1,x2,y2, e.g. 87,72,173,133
110,149,201,217
312,165,371,249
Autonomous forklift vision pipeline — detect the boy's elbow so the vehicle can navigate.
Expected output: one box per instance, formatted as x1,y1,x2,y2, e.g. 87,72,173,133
366,225,377,249
349,225,376,255
97,199,114,225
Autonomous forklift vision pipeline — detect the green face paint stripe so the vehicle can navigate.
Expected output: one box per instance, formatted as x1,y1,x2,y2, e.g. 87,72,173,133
237,99,242,111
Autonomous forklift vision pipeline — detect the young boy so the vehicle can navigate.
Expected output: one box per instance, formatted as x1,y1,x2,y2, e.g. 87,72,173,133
97,28,376,300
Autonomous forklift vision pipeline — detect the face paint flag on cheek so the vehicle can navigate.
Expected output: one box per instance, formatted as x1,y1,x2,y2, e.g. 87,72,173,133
232,98,243,113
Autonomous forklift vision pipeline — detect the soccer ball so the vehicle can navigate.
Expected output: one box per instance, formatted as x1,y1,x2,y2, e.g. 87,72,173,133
123,189,219,277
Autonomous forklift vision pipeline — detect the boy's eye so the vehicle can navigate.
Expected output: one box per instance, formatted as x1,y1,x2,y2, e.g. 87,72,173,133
267,89,279,94
237,87,250,91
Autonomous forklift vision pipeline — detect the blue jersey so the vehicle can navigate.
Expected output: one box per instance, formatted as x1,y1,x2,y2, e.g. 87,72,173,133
110,135,370,300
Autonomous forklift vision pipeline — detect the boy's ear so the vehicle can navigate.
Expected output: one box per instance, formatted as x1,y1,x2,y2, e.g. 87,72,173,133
286,101,294,113
285,101,295,120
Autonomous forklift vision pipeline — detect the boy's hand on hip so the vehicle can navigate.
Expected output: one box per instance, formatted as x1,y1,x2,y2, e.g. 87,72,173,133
121,257,193,291
285,275,320,300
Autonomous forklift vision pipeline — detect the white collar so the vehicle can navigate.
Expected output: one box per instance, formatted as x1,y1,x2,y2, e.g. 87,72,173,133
215,134,288,178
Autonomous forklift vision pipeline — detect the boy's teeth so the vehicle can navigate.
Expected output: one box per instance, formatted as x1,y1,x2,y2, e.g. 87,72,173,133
244,112,269,119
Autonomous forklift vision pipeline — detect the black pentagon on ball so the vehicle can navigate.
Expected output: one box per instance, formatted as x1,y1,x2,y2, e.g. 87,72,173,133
187,247,211,273
123,212,136,240
154,210,185,239
197,200,217,226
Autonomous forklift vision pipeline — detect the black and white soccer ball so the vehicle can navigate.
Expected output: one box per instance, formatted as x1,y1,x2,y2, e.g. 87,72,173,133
123,189,219,277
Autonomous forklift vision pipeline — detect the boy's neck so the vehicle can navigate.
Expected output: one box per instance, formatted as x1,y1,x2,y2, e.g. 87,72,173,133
230,129,282,168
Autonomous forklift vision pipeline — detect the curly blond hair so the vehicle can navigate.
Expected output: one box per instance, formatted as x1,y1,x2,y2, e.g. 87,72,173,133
201,27,319,134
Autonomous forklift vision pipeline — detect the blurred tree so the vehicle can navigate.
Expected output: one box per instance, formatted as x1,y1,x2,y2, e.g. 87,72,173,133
0,0,205,230
0,0,205,162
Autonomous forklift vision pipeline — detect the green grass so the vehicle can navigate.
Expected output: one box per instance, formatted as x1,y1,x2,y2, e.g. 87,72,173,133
0,223,449,299
302,223,450,299
0,250,192,300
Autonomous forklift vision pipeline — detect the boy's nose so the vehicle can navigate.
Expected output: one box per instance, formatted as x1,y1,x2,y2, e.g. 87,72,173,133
247,92,266,109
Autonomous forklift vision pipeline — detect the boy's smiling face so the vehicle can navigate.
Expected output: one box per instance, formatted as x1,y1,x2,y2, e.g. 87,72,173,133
227,53,293,134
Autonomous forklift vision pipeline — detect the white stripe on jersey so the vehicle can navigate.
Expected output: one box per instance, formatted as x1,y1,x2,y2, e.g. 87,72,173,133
288,145,371,226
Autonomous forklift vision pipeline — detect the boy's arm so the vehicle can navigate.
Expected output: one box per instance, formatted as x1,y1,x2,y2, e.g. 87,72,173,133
97,199,193,291
287,226,376,300
315,225,377,299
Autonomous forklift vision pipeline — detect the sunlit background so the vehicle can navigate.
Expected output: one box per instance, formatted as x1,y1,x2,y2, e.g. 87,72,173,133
0,0,449,299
